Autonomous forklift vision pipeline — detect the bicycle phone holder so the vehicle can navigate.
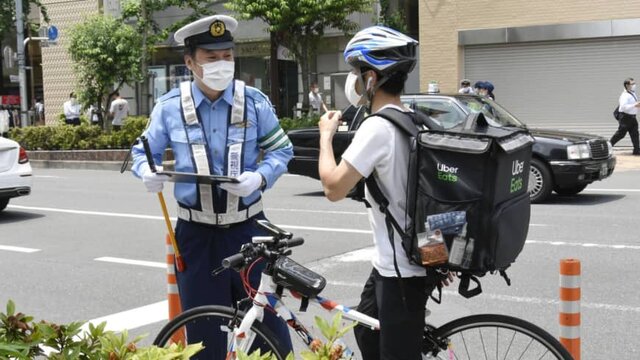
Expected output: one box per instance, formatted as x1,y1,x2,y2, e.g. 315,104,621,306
256,219,292,239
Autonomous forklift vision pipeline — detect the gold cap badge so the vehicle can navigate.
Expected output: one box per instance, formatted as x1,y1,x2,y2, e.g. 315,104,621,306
210,20,226,37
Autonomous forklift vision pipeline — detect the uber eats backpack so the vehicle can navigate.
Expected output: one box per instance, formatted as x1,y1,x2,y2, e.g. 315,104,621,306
362,108,534,298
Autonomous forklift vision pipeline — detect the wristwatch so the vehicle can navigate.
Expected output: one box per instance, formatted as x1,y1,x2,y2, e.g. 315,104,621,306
260,174,267,191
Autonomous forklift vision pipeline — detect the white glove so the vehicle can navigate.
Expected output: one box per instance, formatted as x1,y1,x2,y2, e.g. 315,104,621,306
141,164,171,193
219,171,263,197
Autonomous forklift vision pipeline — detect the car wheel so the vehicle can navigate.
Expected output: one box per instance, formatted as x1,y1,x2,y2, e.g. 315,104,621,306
528,158,553,204
554,184,587,196
0,198,8,212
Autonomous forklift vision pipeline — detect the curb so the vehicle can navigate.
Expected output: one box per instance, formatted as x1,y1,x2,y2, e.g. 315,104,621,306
28,149,640,172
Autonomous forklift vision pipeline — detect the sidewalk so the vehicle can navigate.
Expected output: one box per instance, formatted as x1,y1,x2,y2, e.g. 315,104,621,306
612,149,640,171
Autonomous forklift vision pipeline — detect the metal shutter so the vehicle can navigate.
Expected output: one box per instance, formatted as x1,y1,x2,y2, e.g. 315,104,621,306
464,37,640,147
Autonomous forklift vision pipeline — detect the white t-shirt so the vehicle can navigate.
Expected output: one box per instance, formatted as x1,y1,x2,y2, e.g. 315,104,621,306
309,91,323,112
342,104,427,278
110,98,129,126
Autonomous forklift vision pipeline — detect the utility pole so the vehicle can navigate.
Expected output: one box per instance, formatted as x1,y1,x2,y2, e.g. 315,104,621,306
15,0,28,127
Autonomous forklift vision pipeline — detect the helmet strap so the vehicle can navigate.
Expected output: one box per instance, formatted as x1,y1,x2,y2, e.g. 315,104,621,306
357,70,390,113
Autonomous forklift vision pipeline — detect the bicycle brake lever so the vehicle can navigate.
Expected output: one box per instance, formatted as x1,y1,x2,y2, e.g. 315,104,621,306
211,266,226,277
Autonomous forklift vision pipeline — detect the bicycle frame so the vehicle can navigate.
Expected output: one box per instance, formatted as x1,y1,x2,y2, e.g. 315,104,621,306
229,271,380,358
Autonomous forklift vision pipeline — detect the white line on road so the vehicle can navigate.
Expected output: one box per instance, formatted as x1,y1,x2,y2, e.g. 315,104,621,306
583,188,640,193
0,245,41,253
83,300,168,332
8,205,168,220
527,239,640,250
95,256,165,268
325,281,640,313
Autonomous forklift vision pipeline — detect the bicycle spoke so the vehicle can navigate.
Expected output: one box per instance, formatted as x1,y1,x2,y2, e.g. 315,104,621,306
516,338,534,360
502,330,516,360
478,328,488,360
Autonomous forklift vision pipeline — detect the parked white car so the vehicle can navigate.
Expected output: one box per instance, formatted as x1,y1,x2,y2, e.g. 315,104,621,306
0,137,32,212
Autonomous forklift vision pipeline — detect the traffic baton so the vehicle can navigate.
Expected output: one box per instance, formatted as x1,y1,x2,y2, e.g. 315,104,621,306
141,136,185,272
559,258,580,360
166,235,185,345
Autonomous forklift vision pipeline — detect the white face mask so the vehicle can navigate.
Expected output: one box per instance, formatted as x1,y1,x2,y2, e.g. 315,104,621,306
345,72,371,107
631,84,637,92
193,60,235,91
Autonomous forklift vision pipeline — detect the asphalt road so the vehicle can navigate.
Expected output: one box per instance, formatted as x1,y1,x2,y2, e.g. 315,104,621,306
1,167,639,358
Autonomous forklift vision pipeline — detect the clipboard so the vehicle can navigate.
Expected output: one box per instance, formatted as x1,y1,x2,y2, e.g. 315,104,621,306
158,170,239,184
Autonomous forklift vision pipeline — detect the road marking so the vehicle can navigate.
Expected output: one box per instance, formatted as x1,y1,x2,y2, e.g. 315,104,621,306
83,300,168,332
583,188,640,193
0,245,40,253
527,239,640,250
8,205,167,220
95,256,165,268
34,175,63,178
267,207,368,215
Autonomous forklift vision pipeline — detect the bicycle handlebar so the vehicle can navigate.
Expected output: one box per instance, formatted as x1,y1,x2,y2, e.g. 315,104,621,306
221,236,305,270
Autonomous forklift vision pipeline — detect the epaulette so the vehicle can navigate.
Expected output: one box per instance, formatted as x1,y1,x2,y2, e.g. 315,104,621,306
158,88,181,103
245,86,273,106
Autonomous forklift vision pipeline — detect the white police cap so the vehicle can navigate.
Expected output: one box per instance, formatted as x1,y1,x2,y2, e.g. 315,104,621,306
174,15,238,50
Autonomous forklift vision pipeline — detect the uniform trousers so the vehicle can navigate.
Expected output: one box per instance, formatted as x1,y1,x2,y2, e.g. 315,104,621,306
354,268,430,360
174,213,292,359
610,113,640,153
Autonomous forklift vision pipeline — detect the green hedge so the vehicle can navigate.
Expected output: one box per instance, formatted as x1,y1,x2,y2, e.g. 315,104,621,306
8,114,316,151
8,117,148,151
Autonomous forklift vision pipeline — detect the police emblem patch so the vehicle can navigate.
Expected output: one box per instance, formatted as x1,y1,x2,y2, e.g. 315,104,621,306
210,20,226,37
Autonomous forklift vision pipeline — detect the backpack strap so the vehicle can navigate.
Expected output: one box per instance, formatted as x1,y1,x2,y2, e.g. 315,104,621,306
457,274,483,298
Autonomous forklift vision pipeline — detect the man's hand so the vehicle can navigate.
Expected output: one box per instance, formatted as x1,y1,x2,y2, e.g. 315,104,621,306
220,171,263,197
141,164,170,193
439,271,455,287
318,110,342,139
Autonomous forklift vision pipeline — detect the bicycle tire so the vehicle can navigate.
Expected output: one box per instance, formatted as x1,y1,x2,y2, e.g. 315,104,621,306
425,314,573,359
153,305,289,360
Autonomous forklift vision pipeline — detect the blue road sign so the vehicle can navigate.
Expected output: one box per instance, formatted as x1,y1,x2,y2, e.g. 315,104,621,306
48,26,58,41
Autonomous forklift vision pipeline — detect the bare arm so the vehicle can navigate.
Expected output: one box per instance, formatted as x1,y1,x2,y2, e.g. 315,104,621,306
318,111,363,201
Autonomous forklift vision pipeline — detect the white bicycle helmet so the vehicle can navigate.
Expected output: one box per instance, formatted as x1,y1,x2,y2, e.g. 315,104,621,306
343,25,418,75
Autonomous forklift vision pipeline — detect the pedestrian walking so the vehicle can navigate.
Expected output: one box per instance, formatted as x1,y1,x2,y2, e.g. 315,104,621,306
63,93,81,126
610,77,640,155
34,97,44,125
130,14,293,359
109,92,129,131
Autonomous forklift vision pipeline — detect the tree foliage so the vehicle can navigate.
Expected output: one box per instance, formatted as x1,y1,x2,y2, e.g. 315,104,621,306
0,0,49,39
226,0,373,108
67,15,143,130
119,0,215,114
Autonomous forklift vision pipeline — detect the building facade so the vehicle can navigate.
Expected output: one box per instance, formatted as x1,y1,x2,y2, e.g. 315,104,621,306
419,0,640,145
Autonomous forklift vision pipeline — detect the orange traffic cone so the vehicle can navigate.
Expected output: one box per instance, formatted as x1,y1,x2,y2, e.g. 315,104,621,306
167,234,186,345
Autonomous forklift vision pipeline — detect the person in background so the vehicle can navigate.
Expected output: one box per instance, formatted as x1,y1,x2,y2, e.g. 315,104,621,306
610,77,640,155
308,82,328,114
34,97,45,125
458,79,474,94
130,14,293,359
63,92,82,126
484,81,495,100
109,91,129,131
109,92,130,131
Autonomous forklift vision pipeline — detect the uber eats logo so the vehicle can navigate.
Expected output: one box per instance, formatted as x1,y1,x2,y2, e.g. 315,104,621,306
437,162,458,183
510,159,525,193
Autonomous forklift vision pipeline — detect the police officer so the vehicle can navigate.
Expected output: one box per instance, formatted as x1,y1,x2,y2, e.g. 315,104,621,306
131,15,293,359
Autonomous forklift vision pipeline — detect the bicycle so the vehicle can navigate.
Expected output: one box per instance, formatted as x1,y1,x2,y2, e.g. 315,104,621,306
153,220,572,359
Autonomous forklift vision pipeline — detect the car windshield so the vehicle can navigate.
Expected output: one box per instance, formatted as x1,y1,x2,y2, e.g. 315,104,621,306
457,96,525,128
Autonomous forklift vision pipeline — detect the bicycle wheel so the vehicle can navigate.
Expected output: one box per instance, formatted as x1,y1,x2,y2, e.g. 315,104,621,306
153,305,289,360
424,314,573,359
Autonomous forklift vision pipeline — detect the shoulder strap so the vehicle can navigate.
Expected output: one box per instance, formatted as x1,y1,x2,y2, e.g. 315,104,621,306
365,107,419,136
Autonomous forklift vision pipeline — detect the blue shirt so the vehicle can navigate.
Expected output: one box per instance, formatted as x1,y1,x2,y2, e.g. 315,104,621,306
132,81,293,209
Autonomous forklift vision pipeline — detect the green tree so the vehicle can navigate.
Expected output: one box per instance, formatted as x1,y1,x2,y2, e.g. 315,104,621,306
225,0,373,112
120,0,215,115
0,0,49,90
67,15,143,131
378,0,407,33
0,0,49,38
